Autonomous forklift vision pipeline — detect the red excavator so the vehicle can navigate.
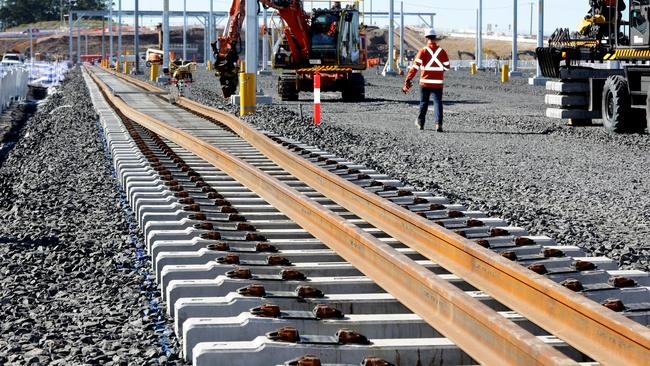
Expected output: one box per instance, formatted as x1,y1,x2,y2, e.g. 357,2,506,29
212,0,367,102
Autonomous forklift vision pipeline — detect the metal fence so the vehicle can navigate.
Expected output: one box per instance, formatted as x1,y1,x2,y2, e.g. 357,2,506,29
0,66,28,112
450,60,538,70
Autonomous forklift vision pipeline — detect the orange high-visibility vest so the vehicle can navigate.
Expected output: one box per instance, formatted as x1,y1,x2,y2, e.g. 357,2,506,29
406,44,450,89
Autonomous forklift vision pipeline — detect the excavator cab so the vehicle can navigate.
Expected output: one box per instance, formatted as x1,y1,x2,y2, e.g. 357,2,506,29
630,0,650,46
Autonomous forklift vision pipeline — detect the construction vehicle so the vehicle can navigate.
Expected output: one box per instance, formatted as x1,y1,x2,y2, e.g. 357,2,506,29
537,0,650,133
212,0,367,102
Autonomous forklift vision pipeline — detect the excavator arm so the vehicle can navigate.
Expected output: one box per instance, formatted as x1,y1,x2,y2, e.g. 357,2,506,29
212,0,310,98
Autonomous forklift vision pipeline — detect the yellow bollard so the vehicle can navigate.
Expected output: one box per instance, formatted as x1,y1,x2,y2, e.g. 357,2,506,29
501,64,509,83
207,61,213,71
115,61,120,72
150,63,160,81
471,62,477,75
239,72,257,116
123,62,129,74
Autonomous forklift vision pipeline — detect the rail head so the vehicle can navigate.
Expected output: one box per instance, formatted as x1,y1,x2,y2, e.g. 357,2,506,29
101,66,650,365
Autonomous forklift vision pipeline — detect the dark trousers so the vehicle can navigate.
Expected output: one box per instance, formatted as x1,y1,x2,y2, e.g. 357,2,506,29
418,87,443,126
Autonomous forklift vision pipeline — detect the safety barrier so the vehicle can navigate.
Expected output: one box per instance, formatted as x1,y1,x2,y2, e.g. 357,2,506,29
0,66,29,112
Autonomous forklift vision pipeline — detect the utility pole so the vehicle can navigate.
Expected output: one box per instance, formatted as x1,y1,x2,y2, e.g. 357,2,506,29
537,0,543,76
477,0,483,69
102,16,106,60
117,0,122,66
529,0,548,84
163,0,170,69
135,0,140,73
510,0,522,76
530,2,534,36
385,0,396,75
77,15,81,63
69,12,73,63
399,1,404,69
109,0,113,66
183,0,187,60
206,0,217,62
261,6,269,73
242,0,258,114
29,26,33,64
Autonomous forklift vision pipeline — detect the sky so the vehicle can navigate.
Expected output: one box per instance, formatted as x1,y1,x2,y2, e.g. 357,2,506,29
110,0,588,35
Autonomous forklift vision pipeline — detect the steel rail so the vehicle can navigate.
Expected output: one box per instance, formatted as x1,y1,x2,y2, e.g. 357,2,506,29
104,68,650,365
87,67,578,366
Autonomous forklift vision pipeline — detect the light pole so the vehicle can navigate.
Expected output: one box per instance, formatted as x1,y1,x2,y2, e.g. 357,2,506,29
385,0,396,75
117,0,122,66
510,0,522,76
399,1,404,69
135,0,140,72
109,0,113,66
529,0,548,84
163,0,170,70
530,2,534,36
537,0,543,76
183,0,187,61
477,0,483,69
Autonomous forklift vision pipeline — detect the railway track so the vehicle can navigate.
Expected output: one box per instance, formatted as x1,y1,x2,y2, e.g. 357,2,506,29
83,65,650,365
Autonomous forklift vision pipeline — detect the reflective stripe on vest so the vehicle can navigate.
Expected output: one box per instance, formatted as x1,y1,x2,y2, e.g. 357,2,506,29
423,47,445,71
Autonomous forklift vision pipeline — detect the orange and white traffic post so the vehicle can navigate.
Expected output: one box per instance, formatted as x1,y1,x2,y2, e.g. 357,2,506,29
314,72,321,126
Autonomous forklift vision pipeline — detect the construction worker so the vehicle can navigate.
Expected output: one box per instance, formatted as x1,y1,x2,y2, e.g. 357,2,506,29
403,28,450,132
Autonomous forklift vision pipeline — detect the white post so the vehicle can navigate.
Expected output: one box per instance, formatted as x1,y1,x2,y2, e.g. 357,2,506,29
262,6,269,72
117,0,122,65
29,26,33,64
478,0,483,69
386,0,396,74
399,1,404,69
135,0,140,72
163,0,170,69
370,0,373,25
183,0,187,60
77,15,81,64
109,0,113,65
246,0,258,75
69,12,73,63
210,0,214,63
536,0,543,77
511,0,520,75
475,9,479,63
245,0,258,105
530,2,534,36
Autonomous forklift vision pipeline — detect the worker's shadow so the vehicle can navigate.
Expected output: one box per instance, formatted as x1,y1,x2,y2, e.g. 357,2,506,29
437,130,551,136
363,97,486,106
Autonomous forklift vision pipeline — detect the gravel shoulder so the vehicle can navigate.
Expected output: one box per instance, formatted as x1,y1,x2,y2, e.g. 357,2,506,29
181,68,650,271
0,68,166,365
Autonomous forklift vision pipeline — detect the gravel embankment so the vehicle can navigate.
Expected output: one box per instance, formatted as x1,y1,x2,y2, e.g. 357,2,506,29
0,68,169,365
179,68,650,271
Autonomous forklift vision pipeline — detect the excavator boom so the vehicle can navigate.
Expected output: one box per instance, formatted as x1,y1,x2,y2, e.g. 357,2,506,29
212,0,310,98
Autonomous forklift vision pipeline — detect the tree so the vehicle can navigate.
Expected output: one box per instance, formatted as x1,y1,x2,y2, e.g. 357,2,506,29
0,0,106,28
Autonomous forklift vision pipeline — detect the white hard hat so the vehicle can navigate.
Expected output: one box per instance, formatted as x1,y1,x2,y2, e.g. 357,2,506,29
425,28,437,38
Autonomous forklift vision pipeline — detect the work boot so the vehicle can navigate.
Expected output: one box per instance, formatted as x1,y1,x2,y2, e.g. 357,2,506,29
415,120,424,130
435,123,443,132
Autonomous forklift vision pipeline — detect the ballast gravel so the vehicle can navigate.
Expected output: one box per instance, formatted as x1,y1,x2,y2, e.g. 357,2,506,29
177,68,650,272
0,68,170,365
